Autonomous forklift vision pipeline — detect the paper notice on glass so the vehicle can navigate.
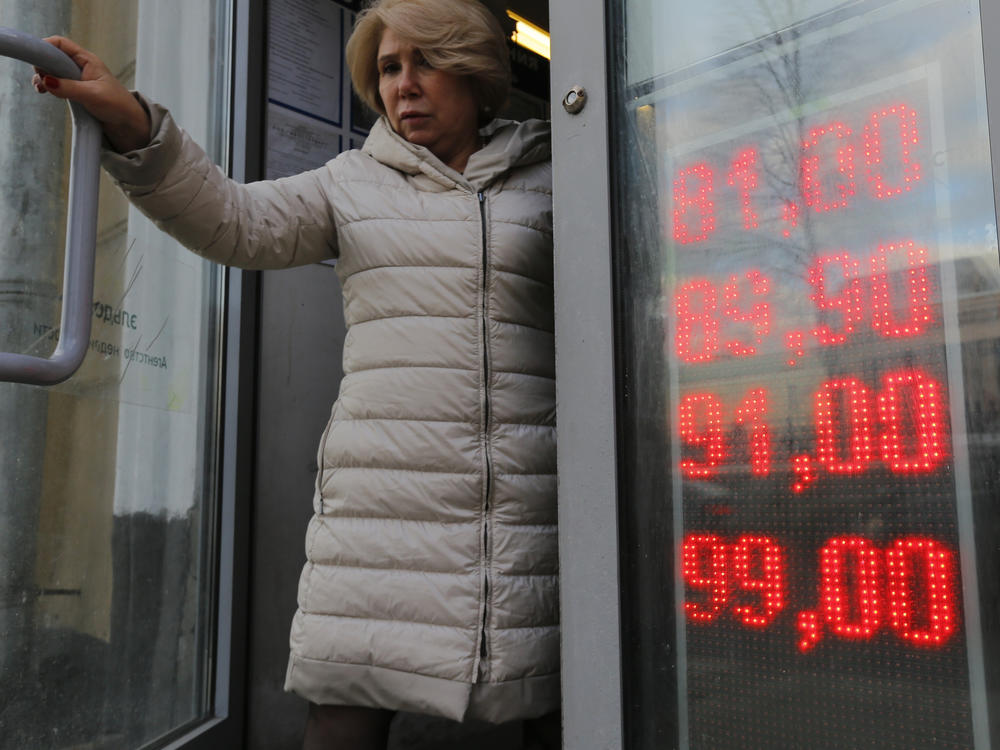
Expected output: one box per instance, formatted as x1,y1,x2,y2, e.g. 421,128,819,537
268,0,344,125
266,104,343,179
39,218,203,413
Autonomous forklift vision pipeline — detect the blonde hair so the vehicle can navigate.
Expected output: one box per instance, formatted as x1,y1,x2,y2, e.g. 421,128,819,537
346,0,511,124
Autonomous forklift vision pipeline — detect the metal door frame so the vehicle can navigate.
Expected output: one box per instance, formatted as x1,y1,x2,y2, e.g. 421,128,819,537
549,1,625,748
162,0,264,745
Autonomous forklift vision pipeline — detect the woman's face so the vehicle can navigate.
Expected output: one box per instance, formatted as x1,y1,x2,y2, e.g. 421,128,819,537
377,28,481,172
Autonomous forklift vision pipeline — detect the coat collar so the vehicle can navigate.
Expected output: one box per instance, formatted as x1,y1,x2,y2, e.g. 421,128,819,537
362,116,551,192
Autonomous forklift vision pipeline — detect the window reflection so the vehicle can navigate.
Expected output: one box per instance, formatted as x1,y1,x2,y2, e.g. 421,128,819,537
613,0,1000,747
0,2,229,747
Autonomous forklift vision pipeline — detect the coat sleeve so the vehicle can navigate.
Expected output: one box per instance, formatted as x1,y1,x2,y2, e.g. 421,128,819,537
100,94,339,269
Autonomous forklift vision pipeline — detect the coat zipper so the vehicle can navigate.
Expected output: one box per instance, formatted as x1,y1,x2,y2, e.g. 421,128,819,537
476,190,493,682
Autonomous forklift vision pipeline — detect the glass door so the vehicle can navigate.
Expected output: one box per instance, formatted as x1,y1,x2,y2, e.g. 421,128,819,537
551,0,1000,748
0,1,233,747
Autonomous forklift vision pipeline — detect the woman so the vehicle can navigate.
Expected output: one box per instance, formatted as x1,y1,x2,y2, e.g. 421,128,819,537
34,0,559,747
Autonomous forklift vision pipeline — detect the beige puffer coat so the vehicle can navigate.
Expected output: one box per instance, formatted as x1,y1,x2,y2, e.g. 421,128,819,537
101,99,558,723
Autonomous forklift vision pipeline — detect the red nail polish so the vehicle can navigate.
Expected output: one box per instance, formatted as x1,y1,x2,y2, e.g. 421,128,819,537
43,75,59,89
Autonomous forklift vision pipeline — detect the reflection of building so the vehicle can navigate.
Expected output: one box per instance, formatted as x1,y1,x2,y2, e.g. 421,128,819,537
956,255,1000,430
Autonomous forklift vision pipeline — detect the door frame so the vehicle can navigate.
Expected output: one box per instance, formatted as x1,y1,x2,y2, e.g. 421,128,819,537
549,1,625,748
161,0,264,746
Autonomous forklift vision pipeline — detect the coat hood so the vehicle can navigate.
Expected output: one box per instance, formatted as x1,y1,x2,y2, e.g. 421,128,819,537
362,116,551,192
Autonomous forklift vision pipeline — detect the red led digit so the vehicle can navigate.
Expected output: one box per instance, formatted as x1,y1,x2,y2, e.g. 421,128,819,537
791,454,818,494
735,388,771,476
886,537,957,647
675,279,720,364
864,105,921,200
820,536,881,639
683,534,729,622
728,147,760,230
732,535,785,627
870,241,934,338
673,162,716,244
801,122,856,213
814,377,874,474
723,270,771,357
679,392,725,478
878,368,949,473
809,253,863,346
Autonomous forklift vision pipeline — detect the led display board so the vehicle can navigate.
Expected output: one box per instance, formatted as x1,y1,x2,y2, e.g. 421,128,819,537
613,1,1000,747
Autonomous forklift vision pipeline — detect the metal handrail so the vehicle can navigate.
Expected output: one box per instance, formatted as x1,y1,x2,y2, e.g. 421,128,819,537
0,27,102,385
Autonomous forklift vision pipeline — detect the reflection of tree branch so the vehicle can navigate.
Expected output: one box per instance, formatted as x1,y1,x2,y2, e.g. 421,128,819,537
737,3,820,268
760,131,796,193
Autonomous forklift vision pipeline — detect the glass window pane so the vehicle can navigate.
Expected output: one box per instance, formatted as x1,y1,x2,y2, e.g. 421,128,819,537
610,0,1000,747
0,1,231,747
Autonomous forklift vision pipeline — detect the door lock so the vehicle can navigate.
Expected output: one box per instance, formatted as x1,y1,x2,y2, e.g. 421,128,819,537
562,86,587,114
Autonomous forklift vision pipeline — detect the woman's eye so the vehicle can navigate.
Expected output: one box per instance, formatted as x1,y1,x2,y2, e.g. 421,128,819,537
381,62,399,75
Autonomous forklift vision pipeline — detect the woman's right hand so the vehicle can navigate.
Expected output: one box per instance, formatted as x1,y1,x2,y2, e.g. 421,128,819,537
32,36,151,154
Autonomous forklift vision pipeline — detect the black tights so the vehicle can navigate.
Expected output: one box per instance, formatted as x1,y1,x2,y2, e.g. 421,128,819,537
302,704,562,750
303,704,394,750
523,710,562,749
